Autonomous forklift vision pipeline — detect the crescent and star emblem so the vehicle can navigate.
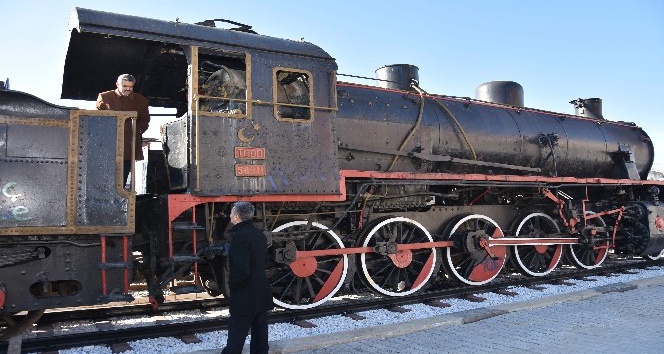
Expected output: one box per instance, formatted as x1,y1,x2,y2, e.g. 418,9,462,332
238,122,261,143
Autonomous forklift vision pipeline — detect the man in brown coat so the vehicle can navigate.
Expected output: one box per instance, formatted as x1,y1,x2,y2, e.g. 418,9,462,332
96,74,150,184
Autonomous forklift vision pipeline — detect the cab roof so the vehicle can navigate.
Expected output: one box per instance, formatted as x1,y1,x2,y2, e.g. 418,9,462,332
61,7,335,109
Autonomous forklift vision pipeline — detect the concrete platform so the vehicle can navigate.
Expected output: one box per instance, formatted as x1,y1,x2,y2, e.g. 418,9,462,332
188,275,664,354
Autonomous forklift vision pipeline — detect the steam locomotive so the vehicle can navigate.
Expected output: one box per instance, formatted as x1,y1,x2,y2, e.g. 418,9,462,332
2,8,664,335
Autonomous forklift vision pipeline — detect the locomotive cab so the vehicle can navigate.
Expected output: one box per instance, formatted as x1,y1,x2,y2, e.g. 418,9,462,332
165,44,340,196
61,8,341,197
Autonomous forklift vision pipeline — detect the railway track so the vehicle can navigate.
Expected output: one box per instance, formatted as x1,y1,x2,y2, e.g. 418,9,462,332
2,258,660,353
36,297,228,325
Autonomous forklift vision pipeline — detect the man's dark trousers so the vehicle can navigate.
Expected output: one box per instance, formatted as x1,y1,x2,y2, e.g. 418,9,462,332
222,311,269,354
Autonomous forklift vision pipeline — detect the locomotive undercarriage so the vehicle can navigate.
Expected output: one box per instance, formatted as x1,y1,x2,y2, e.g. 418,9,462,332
135,180,664,310
0,234,131,339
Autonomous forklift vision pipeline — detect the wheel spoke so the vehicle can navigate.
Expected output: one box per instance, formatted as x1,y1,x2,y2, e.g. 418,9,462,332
276,275,296,299
270,270,292,287
304,278,316,299
380,267,397,288
373,261,394,276
402,226,415,244
278,275,296,299
311,272,325,286
305,230,322,250
293,278,304,303
587,249,595,264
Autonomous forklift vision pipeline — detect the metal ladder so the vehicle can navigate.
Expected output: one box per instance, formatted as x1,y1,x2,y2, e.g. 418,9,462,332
98,233,134,303
168,205,206,295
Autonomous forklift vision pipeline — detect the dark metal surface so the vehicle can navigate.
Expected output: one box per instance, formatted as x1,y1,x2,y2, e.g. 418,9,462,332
0,235,126,315
0,89,71,120
0,90,70,229
571,98,603,119
368,204,519,239
76,114,127,226
0,159,68,228
476,81,524,107
336,84,653,179
617,203,664,256
192,109,340,196
375,64,419,91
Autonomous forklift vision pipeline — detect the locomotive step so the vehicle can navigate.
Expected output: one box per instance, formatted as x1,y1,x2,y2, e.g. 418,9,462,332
171,222,206,231
170,285,206,295
170,256,204,264
98,294,135,304
98,261,132,270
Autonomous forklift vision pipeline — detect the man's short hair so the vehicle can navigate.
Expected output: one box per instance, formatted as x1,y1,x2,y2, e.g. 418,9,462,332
232,202,255,222
117,74,136,83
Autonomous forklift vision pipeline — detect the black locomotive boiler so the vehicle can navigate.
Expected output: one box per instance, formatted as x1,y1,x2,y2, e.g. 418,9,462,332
2,8,664,336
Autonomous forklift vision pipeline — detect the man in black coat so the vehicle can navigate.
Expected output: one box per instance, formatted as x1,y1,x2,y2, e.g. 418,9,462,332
221,202,274,354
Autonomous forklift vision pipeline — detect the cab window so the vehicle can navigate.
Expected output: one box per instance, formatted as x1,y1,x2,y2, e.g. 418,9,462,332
273,68,313,121
192,47,250,118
